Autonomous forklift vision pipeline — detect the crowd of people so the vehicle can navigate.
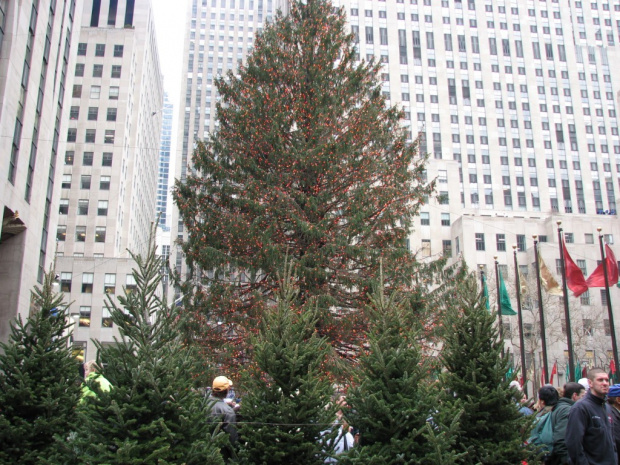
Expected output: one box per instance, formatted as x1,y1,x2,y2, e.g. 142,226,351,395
518,367,619,465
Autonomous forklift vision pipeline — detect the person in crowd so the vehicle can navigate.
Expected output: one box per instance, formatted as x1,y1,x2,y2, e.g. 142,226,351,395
565,368,616,465
547,382,586,465
208,375,238,461
537,385,560,418
324,395,354,463
80,360,112,401
606,384,620,463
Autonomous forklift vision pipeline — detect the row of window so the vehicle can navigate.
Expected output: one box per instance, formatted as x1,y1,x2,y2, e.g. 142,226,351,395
474,233,614,252
77,43,123,58
75,63,122,79
72,84,119,99
59,199,108,216
65,150,113,166
57,225,107,243
67,128,115,144
69,106,117,121
61,174,110,190
78,306,112,328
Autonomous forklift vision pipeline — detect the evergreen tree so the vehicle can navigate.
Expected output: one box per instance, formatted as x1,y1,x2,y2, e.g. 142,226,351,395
439,272,534,465
340,275,462,465
0,271,81,464
237,264,337,465
173,0,433,359
71,233,224,465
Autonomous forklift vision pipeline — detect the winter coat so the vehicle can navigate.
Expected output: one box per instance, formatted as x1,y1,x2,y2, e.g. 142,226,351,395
565,391,616,465
547,397,575,465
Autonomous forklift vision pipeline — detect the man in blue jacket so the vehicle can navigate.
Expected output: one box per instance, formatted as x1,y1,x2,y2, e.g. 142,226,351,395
565,368,616,465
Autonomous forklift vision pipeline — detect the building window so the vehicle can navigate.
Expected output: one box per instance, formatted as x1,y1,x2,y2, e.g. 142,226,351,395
422,239,431,257
517,234,526,252
59,199,69,214
583,319,593,336
70,106,80,120
496,234,506,251
78,199,89,215
441,213,450,226
56,225,67,241
98,200,108,216
581,290,591,306
87,107,98,121
109,86,119,99
83,152,94,166
475,233,485,251
102,152,113,166
90,86,101,99
65,151,75,165
72,85,82,98
85,129,96,143
95,43,105,56
102,308,113,328
125,274,137,294
81,175,91,189
439,191,449,204
95,226,106,243
60,272,72,292
104,130,115,144
77,43,87,56
104,274,116,294
565,233,574,243
111,65,121,78
61,174,72,189
442,240,452,257
107,108,117,121
602,289,608,306
76,226,87,242
92,64,103,77
100,176,111,190
79,306,91,327
113,44,124,57
67,128,77,142
420,212,430,225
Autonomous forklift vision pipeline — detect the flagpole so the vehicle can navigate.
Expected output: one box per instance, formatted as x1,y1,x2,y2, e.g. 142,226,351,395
479,264,485,289
494,256,505,357
533,236,550,385
513,245,528,396
557,221,576,382
598,227,619,380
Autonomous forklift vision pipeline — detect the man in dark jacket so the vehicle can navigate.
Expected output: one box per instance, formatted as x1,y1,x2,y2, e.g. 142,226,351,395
209,375,238,460
607,384,620,463
547,382,586,465
565,368,616,465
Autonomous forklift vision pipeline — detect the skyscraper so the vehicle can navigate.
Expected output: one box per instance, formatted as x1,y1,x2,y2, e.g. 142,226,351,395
157,92,173,230
55,0,163,360
171,0,620,384
0,0,83,342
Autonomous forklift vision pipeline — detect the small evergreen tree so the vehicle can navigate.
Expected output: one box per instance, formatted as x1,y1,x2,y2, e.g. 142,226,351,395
71,233,224,465
340,275,462,465
237,264,337,465
439,272,534,464
0,271,81,464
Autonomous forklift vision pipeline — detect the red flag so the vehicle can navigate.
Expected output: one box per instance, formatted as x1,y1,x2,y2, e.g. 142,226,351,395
550,362,558,385
611,359,617,375
563,240,588,297
582,365,588,378
586,244,619,287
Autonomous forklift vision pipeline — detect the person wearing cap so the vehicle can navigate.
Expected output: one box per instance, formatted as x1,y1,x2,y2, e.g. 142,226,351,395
208,375,238,460
546,382,586,465
565,368,616,465
607,384,620,463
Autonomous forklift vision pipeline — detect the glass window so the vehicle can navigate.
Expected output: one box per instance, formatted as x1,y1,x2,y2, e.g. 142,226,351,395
78,199,89,215
81,175,91,189
59,199,69,214
496,234,506,251
441,213,450,226
102,308,113,328
77,43,87,56
60,272,72,292
95,43,105,56
61,174,72,189
104,274,116,294
109,87,119,99
56,225,67,241
76,226,87,243
98,200,108,216
104,130,115,144
67,128,77,142
107,108,117,121
83,152,94,166
79,306,91,327
95,226,106,243
111,65,121,78
100,176,111,190
69,106,79,120
90,86,101,99
65,151,74,165
420,212,430,225
102,152,113,166
72,84,82,98
85,129,96,143
92,64,103,77
113,44,124,57
475,233,485,251
87,107,98,120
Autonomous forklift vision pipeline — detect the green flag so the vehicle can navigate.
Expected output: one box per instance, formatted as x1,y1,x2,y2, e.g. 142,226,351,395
575,360,582,382
499,271,517,316
482,274,490,311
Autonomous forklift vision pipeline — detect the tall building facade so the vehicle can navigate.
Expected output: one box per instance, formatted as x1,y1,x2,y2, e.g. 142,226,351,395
55,0,163,360
157,91,173,230
0,0,82,341
171,0,620,387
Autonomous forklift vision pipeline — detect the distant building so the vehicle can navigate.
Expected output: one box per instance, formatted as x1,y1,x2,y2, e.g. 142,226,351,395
55,0,163,360
0,0,83,342
157,92,173,230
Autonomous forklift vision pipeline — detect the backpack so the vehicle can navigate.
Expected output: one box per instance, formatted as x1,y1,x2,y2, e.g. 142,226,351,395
528,411,554,454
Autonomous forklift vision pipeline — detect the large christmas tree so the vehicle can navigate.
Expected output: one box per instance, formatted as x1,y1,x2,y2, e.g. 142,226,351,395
70,234,224,465
439,272,534,464
237,263,337,465
0,272,81,464
340,275,462,465
173,0,433,360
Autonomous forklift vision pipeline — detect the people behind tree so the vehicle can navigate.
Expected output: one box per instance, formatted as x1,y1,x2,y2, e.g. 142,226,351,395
208,375,238,460
565,368,616,465
325,395,354,463
80,360,112,401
